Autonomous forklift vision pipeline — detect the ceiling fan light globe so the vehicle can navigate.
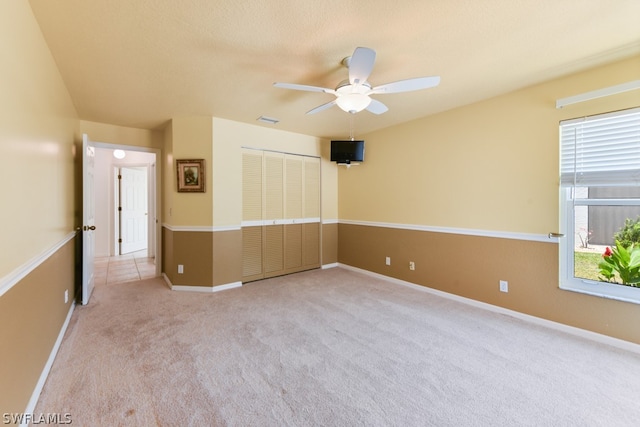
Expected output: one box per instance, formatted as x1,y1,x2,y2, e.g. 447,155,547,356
336,93,371,114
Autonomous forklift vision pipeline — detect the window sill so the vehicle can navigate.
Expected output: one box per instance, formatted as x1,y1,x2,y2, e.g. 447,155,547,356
560,279,640,305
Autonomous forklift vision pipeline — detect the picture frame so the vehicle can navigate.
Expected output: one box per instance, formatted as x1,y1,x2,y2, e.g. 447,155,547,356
176,159,205,193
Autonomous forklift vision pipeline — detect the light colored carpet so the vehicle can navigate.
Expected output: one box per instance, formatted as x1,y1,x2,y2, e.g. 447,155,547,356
35,267,640,426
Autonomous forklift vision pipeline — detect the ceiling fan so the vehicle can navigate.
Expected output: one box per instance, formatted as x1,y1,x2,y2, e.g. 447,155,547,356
274,47,440,115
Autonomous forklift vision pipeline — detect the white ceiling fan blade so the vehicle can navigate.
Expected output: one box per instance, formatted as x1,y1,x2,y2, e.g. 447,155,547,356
370,76,441,94
274,82,335,94
366,98,388,115
348,47,376,85
306,100,337,115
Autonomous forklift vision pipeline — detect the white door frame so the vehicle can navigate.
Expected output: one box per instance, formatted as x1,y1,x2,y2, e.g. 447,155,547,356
93,141,162,277
81,134,96,305
114,164,151,256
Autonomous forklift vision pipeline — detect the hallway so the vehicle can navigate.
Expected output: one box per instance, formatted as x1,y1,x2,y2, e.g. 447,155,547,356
94,250,156,285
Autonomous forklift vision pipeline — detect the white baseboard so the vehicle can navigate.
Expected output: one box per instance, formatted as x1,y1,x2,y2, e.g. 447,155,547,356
162,273,173,289
23,301,76,422
171,282,242,293
322,263,338,270
162,273,242,293
338,263,640,355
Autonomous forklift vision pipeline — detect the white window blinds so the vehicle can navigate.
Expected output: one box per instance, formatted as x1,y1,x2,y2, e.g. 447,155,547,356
560,107,640,187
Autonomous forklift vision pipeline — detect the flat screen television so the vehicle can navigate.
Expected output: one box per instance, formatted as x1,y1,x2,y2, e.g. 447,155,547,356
331,140,365,164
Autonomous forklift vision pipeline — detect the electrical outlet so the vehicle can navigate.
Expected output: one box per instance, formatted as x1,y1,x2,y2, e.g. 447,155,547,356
500,280,508,293
409,261,415,271
64,289,69,304
385,256,391,266
178,264,184,274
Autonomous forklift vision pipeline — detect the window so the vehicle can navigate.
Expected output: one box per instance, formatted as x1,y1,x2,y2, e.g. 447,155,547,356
560,107,640,303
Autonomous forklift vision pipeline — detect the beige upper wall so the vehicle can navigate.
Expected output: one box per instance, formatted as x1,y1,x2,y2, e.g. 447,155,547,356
339,55,640,235
0,1,78,278
162,120,174,226
211,118,337,227
164,116,214,227
79,120,163,149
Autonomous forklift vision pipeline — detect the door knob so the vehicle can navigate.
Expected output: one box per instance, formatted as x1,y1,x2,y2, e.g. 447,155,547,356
83,225,96,231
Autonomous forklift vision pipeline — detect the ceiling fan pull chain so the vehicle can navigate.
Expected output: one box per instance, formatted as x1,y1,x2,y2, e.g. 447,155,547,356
349,114,355,140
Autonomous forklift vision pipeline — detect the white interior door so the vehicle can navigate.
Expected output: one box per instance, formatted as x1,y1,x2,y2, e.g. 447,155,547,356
82,134,96,305
119,166,148,254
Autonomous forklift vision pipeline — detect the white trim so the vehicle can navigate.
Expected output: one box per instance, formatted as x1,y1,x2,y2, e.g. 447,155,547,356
171,282,242,293
241,145,321,159
93,141,158,154
556,79,640,109
338,264,640,355
560,280,640,305
212,225,242,232
0,231,77,298
212,282,242,292
162,224,212,232
299,218,321,224
322,262,339,269
322,219,339,225
163,272,242,293
240,220,263,228
559,187,640,305
23,302,76,423
162,224,241,232
162,273,173,289
338,220,557,243
241,218,321,227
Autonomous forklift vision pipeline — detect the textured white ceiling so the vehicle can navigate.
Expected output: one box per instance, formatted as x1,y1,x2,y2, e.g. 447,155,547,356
28,0,640,139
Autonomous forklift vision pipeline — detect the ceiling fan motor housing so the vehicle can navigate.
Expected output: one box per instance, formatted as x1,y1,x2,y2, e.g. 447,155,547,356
335,80,372,113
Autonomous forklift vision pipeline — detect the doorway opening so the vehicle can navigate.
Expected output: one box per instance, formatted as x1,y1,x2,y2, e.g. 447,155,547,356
92,144,160,287
116,165,149,255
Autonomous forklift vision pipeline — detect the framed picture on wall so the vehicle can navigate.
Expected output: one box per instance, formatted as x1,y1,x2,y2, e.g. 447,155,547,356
176,159,205,192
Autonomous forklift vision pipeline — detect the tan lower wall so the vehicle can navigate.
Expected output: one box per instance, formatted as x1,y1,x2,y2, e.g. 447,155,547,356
162,227,243,287
322,223,338,266
163,226,331,287
0,237,76,414
213,229,242,286
162,227,175,284
338,223,640,344
162,228,213,287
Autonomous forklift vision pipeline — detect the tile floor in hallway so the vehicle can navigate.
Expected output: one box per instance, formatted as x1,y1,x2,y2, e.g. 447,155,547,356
94,250,157,285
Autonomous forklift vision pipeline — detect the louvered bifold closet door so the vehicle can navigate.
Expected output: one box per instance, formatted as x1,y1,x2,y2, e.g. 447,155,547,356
264,152,285,278
242,150,264,282
242,149,321,282
284,155,303,273
303,157,321,269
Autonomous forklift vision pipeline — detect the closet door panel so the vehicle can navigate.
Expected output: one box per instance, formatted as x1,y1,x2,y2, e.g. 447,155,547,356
242,150,264,281
285,224,303,272
285,155,303,220
303,222,320,268
304,157,320,219
242,226,263,281
264,152,284,221
263,152,285,277
303,157,321,268
264,225,284,277
242,150,263,222
284,155,304,273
